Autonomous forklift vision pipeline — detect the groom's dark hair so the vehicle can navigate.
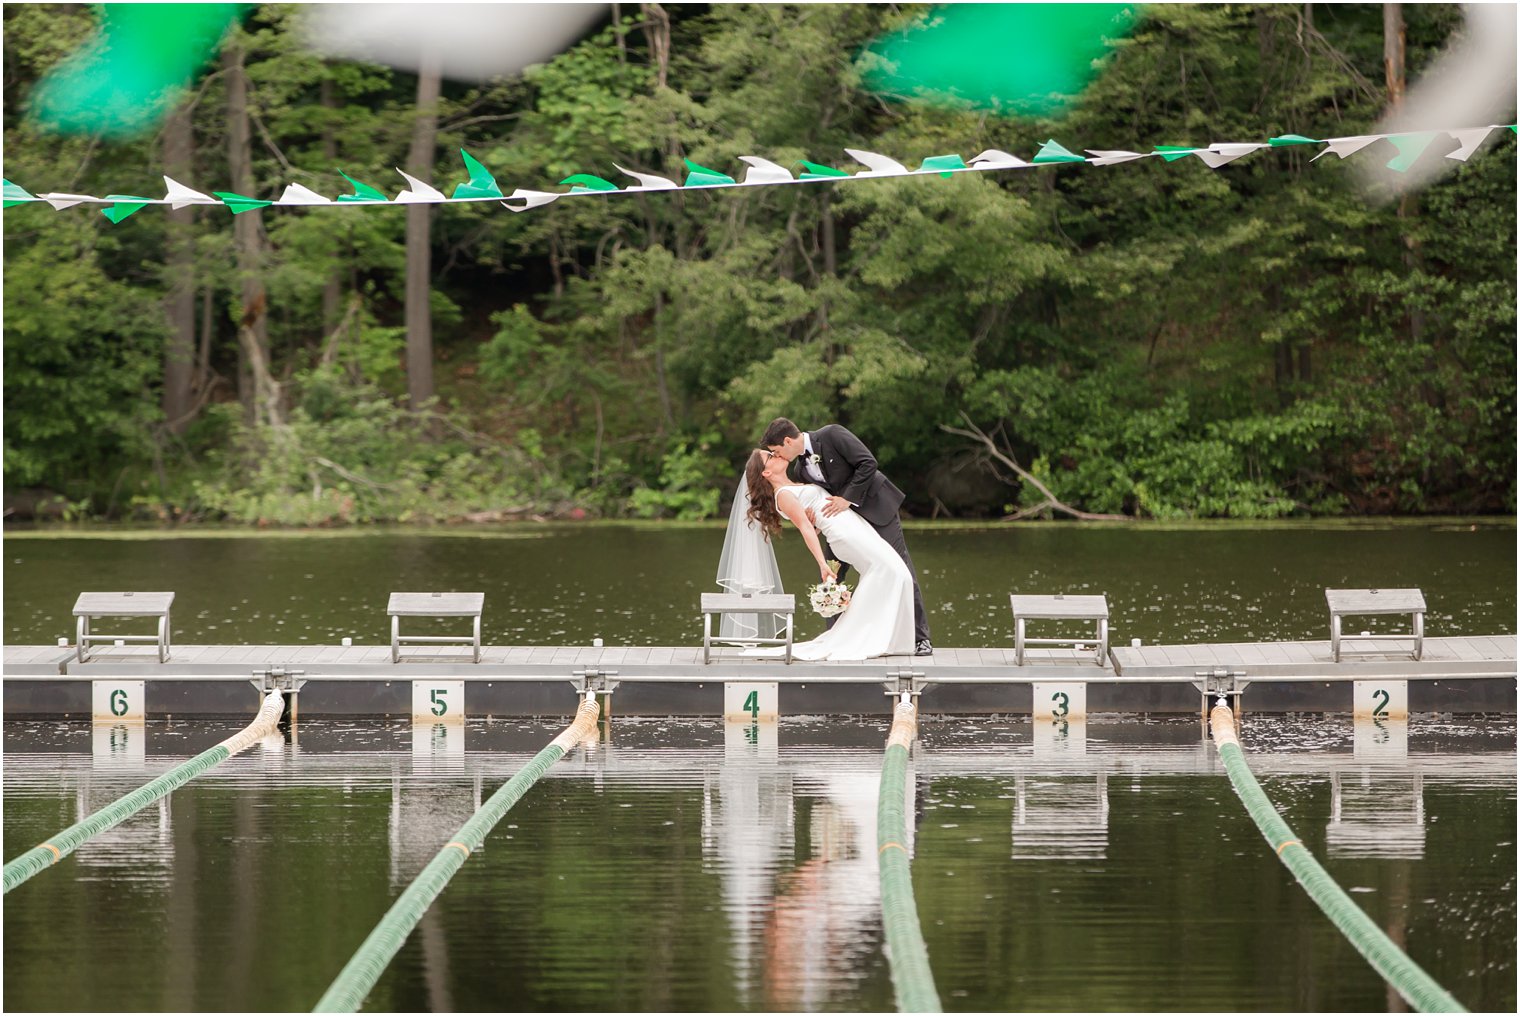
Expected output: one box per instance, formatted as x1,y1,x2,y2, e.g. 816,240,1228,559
762,418,801,446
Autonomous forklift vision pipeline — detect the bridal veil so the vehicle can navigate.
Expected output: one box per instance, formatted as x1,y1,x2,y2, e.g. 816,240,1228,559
715,471,786,639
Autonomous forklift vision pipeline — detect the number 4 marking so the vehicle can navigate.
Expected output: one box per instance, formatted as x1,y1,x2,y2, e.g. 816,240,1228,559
743,690,759,720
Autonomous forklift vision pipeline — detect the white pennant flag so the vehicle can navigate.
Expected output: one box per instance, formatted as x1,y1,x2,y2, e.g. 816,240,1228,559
969,149,1030,169
844,148,909,176
501,188,561,213
737,156,794,185
39,192,97,210
1194,143,1268,168
614,163,679,190
1311,135,1382,162
1084,149,1148,166
392,170,445,203
278,182,333,205
162,176,216,209
1444,126,1497,161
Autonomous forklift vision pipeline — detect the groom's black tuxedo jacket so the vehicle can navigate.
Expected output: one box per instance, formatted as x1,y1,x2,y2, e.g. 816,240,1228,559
786,424,905,529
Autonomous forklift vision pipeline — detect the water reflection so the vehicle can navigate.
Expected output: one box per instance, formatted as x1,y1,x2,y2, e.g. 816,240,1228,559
2,716,1513,1012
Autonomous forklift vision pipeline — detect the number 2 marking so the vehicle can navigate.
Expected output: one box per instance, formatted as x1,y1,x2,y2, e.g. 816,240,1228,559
1051,691,1069,718
1371,688,1389,717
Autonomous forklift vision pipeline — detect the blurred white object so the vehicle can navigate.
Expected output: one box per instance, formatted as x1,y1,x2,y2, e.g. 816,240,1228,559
1357,3,1517,194
301,4,608,82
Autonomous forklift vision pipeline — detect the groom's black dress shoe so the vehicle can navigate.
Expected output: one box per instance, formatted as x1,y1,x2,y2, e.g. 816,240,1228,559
915,640,934,656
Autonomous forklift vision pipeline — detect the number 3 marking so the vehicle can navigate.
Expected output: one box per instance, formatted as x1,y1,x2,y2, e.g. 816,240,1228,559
1051,691,1069,718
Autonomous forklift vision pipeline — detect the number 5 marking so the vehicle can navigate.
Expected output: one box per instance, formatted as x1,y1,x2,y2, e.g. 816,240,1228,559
430,688,448,716
1372,688,1389,717
1051,691,1069,718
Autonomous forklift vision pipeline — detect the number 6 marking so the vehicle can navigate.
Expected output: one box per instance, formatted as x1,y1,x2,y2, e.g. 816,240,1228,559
1372,688,1389,717
110,688,129,716
1051,691,1069,718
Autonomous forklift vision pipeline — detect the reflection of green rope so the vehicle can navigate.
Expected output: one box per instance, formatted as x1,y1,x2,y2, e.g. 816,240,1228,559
1209,704,1466,1013
877,699,941,1013
314,697,601,1013
3,690,285,894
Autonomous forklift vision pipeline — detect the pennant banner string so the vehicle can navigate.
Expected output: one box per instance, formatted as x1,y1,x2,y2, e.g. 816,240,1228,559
2,124,1513,222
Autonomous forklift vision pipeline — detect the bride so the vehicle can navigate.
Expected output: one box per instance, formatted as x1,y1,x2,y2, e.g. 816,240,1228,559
736,449,915,660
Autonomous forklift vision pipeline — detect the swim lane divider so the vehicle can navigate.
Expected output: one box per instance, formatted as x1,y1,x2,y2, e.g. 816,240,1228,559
1208,702,1466,1013
877,696,942,1014
3,690,287,894
313,695,601,1013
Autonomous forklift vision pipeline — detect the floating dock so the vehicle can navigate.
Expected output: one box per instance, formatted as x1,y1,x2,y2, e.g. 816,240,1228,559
3,634,1514,717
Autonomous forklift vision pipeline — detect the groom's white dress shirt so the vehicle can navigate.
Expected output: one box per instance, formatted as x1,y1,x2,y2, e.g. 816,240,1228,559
801,434,826,484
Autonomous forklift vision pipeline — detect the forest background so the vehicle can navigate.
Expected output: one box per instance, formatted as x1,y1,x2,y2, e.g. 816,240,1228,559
3,3,1515,525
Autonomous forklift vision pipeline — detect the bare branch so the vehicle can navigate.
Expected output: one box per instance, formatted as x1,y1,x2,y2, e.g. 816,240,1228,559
941,412,1129,521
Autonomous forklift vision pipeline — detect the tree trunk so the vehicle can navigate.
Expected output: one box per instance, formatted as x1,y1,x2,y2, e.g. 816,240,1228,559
404,52,441,410
224,39,272,424
320,75,344,339
161,100,196,434
1384,3,1425,342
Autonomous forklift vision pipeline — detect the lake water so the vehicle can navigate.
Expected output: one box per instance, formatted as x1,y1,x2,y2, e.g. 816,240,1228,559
2,522,1515,1011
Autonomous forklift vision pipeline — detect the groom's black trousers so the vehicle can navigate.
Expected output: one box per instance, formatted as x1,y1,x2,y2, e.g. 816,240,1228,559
826,513,931,645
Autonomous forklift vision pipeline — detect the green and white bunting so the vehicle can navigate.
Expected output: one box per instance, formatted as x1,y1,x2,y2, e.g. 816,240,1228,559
2,124,1513,224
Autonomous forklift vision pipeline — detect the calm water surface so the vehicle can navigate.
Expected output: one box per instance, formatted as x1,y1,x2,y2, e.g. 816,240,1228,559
3,521,1514,645
2,716,1514,1011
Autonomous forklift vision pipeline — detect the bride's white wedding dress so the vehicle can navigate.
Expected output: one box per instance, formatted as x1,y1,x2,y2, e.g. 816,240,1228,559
748,483,915,661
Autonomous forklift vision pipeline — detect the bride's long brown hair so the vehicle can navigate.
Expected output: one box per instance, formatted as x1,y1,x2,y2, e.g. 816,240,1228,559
744,449,783,539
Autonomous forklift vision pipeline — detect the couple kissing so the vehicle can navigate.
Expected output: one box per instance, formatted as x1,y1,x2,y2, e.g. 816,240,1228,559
719,417,932,661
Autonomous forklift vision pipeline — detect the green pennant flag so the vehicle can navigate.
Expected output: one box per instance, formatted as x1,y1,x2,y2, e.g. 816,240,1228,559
798,160,848,180
101,195,149,223
560,173,618,193
1385,132,1440,173
2,178,35,208
337,171,387,202
1152,145,1196,162
918,154,969,177
1268,133,1321,146
452,149,504,199
682,159,736,187
1032,139,1085,164
213,190,272,214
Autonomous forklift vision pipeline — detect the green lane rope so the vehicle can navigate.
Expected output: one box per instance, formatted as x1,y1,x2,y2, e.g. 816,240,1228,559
1209,703,1467,1013
313,696,601,1013
876,698,942,1014
3,690,286,894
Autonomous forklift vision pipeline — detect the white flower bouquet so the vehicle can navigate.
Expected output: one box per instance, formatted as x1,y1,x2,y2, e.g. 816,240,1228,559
808,577,852,618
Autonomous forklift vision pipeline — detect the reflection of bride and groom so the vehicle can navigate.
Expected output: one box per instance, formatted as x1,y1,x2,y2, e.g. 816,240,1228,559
718,417,933,660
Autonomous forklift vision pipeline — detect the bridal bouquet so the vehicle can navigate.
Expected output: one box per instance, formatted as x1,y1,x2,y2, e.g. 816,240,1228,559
808,577,852,618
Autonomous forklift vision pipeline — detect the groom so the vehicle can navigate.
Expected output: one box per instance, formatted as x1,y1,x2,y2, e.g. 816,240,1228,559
761,418,933,655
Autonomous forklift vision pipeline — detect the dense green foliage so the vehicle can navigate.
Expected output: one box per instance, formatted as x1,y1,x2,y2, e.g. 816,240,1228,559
3,4,1514,523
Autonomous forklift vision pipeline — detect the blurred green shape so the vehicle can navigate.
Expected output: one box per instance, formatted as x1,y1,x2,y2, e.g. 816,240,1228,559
560,174,618,193
452,149,504,199
1152,145,1196,162
1385,132,1439,173
1032,139,1085,164
917,154,969,176
861,4,1138,116
682,160,736,187
30,4,252,139
798,161,848,180
3,179,36,208
1268,134,1322,147
213,191,271,214
336,171,388,202
101,196,149,223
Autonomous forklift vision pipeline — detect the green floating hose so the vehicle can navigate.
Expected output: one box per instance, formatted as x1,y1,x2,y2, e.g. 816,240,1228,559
4,690,286,894
1209,704,1466,1014
314,697,601,1013
877,699,942,1014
